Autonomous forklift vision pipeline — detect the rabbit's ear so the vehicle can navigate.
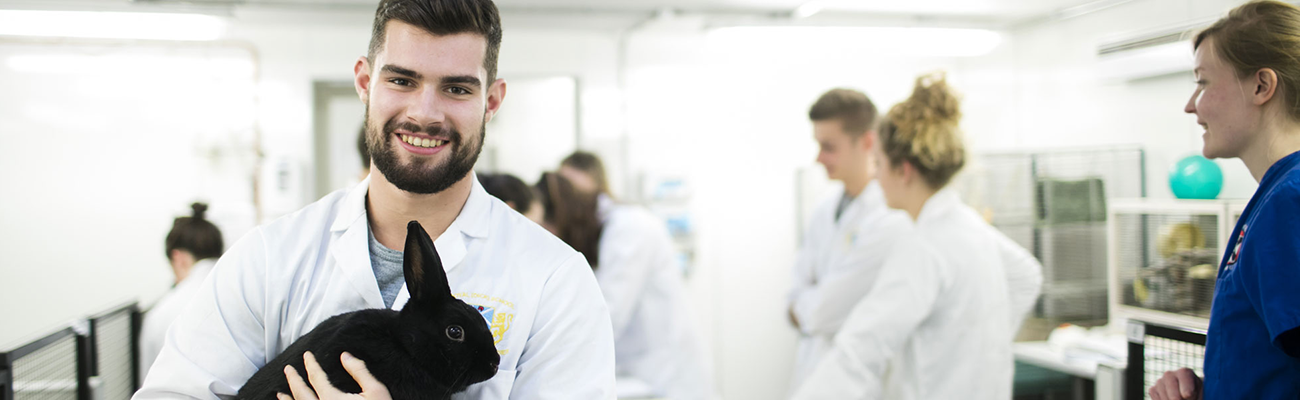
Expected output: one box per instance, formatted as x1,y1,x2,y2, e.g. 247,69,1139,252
404,220,453,305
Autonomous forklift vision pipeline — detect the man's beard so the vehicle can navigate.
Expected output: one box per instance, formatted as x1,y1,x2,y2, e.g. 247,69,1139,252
365,109,485,195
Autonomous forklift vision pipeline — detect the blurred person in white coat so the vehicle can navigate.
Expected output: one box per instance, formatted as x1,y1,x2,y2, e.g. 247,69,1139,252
537,169,716,400
138,202,224,380
790,73,1042,400
134,0,615,398
787,88,913,388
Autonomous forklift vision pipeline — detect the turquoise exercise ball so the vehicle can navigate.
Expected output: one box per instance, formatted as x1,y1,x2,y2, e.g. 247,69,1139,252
1169,155,1224,199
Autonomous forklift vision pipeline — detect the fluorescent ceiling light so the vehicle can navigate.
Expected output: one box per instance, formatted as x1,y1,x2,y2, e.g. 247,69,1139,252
7,54,255,78
0,10,225,41
708,26,1003,58
793,1,824,19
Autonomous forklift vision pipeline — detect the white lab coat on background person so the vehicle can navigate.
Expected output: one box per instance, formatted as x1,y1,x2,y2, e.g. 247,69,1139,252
138,258,215,380
595,195,715,400
787,182,912,386
134,175,616,400
790,189,1043,400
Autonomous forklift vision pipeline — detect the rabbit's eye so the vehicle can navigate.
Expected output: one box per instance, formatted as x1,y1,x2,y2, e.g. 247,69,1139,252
446,325,464,342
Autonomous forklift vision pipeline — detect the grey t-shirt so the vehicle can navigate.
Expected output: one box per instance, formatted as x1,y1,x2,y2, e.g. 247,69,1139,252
367,226,406,309
834,192,855,222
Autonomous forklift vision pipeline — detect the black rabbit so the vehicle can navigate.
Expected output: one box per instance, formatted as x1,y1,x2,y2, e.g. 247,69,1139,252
237,221,500,399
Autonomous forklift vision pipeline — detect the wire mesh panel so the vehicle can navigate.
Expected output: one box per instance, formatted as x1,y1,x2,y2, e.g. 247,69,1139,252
89,304,138,400
1126,321,1207,400
958,147,1144,324
2,367,11,400
1,328,85,400
1113,210,1220,320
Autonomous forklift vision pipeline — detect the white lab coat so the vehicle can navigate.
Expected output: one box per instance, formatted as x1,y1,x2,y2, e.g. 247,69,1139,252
138,259,215,380
595,197,715,400
787,182,912,387
134,175,616,400
790,189,1043,400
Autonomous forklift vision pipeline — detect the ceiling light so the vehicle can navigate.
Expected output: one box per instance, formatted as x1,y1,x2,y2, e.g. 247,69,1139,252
708,26,1003,58
0,9,226,41
793,2,824,19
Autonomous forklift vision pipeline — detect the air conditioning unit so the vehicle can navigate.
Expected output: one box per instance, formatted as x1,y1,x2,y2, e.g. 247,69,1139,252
1095,20,1212,82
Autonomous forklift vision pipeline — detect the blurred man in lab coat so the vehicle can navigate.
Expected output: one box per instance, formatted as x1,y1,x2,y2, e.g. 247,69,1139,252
787,88,913,389
134,0,615,399
790,72,1042,400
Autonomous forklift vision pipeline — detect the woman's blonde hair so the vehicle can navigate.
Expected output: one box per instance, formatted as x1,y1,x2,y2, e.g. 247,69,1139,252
879,72,966,189
1195,0,1300,121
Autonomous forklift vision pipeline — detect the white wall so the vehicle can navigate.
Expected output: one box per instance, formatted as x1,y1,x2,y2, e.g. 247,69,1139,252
616,23,1002,398
1,1,1268,398
974,0,1258,200
0,40,259,345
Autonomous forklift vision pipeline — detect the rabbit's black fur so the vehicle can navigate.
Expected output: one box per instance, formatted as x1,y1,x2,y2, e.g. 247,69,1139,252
237,221,500,399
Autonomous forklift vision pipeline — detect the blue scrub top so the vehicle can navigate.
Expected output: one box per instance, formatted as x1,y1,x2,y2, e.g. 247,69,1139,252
1204,150,1300,398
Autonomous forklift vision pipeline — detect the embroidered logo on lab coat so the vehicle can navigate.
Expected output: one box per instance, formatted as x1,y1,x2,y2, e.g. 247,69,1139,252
1226,225,1246,269
456,292,515,355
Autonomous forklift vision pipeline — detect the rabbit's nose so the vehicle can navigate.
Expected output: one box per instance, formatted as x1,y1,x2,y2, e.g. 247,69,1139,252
489,361,499,372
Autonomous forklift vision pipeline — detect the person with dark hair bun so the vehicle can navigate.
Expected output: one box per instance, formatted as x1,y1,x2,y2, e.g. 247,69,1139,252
139,202,225,381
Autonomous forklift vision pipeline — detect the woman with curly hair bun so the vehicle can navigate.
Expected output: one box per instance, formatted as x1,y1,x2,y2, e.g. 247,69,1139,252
790,73,1042,400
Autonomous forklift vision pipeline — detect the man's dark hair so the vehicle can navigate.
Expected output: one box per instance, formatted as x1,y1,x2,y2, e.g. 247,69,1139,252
166,202,224,261
808,88,878,138
367,0,503,83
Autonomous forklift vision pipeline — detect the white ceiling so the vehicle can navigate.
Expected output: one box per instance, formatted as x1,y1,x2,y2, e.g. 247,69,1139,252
0,0,1117,28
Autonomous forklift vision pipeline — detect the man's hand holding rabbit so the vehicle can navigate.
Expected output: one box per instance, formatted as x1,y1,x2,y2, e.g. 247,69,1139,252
278,351,392,400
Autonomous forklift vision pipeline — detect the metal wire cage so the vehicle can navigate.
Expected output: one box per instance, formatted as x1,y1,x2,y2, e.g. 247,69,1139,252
0,327,90,400
87,303,140,400
1108,199,1246,330
956,147,1145,324
1125,320,1207,400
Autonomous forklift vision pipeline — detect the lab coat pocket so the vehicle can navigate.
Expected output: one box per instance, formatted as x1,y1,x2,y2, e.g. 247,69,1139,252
454,368,516,399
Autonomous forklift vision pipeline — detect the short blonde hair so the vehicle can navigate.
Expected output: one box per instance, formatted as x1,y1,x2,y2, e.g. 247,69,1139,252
878,72,965,189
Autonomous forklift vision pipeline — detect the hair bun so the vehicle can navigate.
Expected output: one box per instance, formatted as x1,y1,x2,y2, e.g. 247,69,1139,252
190,202,209,220
899,71,961,127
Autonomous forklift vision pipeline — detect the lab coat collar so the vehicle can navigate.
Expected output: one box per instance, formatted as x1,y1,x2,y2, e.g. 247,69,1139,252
328,173,493,238
916,188,962,226
331,176,372,233
392,175,495,308
834,181,885,228
328,172,494,310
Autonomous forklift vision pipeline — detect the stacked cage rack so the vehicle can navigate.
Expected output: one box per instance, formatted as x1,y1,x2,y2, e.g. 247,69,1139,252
87,303,141,400
0,326,90,400
959,147,1145,325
